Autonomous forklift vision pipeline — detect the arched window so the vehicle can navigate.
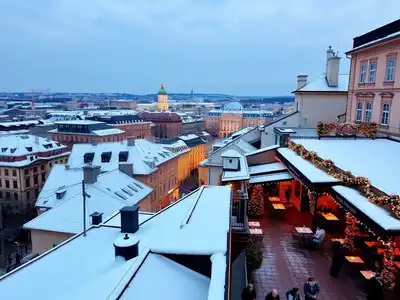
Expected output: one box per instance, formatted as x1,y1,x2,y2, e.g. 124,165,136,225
356,102,363,122
364,103,372,122
381,103,390,125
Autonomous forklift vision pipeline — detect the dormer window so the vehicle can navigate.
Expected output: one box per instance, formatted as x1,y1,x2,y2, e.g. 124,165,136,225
118,151,129,162
26,147,33,152
101,152,112,163
84,152,94,164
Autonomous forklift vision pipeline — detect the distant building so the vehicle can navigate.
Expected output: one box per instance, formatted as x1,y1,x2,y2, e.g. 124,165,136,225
108,99,137,110
157,84,169,111
178,113,205,135
0,134,69,214
85,114,152,139
206,102,273,137
49,120,126,150
67,138,180,210
140,111,182,138
345,19,400,136
293,46,349,128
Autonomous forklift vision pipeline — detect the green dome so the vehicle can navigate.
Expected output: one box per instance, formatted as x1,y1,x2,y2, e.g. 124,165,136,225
158,84,167,95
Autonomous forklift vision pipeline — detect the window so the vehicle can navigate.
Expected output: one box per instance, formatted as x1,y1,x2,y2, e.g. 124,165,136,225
35,188,39,197
386,59,396,81
27,191,30,199
0,191,2,199
24,169,29,175
33,167,37,173
369,61,376,82
360,63,367,83
5,180,10,188
41,165,45,171
25,178,30,187
356,102,363,122
34,175,38,185
13,181,17,189
41,173,46,182
14,193,18,201
12,170,17,177
365,103,372,122
381,103,390,125
4,169,9,176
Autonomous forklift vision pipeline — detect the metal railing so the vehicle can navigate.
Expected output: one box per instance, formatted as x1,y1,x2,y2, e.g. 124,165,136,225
232,190,248,228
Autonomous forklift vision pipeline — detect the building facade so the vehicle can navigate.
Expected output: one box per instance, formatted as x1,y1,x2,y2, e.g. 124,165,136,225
85,114,152,139
49,120,126,150
205,102,273,137
139,112,182,138
346,20,400,136
0,135,69,213
108,100,137,110
157,84,169,111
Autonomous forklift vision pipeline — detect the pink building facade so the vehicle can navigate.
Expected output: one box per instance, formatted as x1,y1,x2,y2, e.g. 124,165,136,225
346,22,400,136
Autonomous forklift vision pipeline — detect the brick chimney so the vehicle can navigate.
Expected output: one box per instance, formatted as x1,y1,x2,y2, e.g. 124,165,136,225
296,75,308,90
83,165,101,184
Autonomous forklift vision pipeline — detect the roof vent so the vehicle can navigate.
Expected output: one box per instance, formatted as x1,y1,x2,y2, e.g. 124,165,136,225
113,233,139,261
90,212,103,225
56,189,67,200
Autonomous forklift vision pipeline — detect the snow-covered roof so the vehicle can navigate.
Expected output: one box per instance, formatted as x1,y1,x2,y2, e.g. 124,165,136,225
249,171,293,184
235,139,257,153
26,169,152,234
221,149,242,158
54,120,103,125
248,162,286,175
277,148,339,183
222,155,250,182
245,145,280,156
105,212,155,227
1,186,231,300
296,74,349,93
91,128,124,136
68,140,176,175
0,134,69,167
0,120,41,127
179,134,199,141
292,138,400,195
332,186,400,232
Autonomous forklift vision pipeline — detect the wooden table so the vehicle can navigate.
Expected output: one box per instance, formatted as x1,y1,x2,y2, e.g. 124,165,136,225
250,228,263,235
321,213,339,221
360,270,376,280
269,197,280,202
345,256,364,264
295,227,313,234
331,238,345,244
248,221,260,227
272,203,285,210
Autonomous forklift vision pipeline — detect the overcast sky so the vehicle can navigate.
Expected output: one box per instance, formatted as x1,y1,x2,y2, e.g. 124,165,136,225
0,1,399,95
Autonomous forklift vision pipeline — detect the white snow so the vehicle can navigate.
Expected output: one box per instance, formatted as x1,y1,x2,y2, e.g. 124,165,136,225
248,162,286,175
222,155,250,182
292,139,400,195
105,212,154,227
208,252,227,300
0,186,231,299
92,128,124,136
121,253,210,300
333,186,400,231
179,134,199,141
236,139,257,153
245,145,280,156
221,149,242,158
68,139,176,175
297,73,349,92
277,148,339,183
249,172,293,184
114,234,139,247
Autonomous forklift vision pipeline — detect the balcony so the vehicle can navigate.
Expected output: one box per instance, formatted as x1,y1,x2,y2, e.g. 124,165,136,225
231,190,250,261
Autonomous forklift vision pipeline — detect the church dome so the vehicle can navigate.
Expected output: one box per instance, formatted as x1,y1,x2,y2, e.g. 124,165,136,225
158,84,167,95
224,102,243,111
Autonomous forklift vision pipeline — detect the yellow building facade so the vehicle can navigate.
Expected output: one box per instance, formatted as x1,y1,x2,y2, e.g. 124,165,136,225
157,84,169,111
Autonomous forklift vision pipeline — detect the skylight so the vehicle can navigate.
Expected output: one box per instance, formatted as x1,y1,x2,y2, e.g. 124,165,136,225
121,187,133,196
83,152,95,164
127,184,138,192
118,151,129,162
101,152,112,163
133,182,143,189
114,191,127,200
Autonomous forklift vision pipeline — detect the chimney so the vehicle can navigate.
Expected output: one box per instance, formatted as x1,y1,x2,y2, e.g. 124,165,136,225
65,164,70,170
113,233,139,261
127,138,135,146
91,139,98,146
120,205,139,234
296,75,308,90
83,165,101,184
90,212,103,225
326,56,341,87
119,163,134,177
325,45,335,74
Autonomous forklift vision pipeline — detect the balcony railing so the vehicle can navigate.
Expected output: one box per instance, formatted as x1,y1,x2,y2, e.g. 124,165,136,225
231,190,248,228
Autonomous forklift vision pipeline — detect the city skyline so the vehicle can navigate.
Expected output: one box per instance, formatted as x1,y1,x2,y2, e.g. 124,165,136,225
0,1,399,95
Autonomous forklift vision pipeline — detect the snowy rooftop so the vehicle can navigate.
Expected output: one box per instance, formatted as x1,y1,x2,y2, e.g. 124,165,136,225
222,155,250,182
221,149,242,158
55,120,104,125
332,186,400,232
235,139,257,153
296,74,349,93
179,134,199,141
1,186,231,300
68,140,176,175
26,168,152,234
292,138,400,195
249,172,293,184
277,148,339,183
0,120,41,127
91,128,125,136
0,134,69,167
248,162,286,176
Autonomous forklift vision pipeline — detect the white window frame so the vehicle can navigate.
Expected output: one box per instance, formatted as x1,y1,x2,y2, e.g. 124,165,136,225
368,62,376,83
360,63,367,83
356,102,363,122
364,102,372,122
381,103,390,125
386,59,396,82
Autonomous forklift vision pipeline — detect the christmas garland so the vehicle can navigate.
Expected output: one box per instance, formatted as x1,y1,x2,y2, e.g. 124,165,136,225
343,213,356,252
378,239,397,291
317,122,378,138
288,140,400,219
307,190,315,215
